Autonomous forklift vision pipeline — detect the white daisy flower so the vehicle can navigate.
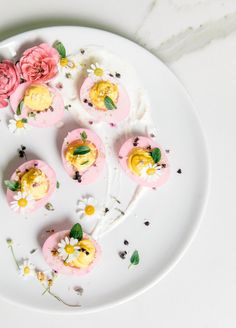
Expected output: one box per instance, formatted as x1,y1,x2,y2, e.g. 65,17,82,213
19,259,35,279
57,236,80,263
10,192,35,214
77,196,99,220
87,63,108,79
141,163,162,181
8,115,30,134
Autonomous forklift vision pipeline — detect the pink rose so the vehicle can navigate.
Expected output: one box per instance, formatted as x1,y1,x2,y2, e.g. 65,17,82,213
0,60,20,108
18,43,59,83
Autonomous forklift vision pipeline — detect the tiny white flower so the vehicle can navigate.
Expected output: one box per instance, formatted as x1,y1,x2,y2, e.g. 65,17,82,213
57,236,80,263
77,196,99,220
87,63,108,79
141,163,162,181
19,259,35,279
8,115,30,134
10,192,35,214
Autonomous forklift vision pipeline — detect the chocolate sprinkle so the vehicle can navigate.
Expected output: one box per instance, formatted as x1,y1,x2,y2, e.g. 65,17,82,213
109,73,114,77
80,49,85,54
88,102,93,107
115,72,121,78
104,207,109,213
177,169,182,174
119,251,127,259
83,99,88,103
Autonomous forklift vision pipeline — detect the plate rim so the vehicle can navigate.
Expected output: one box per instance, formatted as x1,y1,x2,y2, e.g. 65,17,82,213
0,25,211,314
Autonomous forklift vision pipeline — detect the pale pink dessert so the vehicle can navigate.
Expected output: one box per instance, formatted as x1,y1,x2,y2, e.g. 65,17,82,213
42,230,101,276
119,136,170,188
10,82,64,128
61,128,106,185
80,76,130,124
6,159,56,213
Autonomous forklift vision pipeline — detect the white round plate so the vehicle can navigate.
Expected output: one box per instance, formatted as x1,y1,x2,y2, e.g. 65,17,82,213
0,26,209,314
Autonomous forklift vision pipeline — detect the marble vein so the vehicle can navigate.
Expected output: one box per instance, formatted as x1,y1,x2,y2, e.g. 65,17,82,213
140,11,236,63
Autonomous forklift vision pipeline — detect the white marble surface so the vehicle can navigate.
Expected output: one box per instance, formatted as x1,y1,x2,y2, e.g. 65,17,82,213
1,0,236,327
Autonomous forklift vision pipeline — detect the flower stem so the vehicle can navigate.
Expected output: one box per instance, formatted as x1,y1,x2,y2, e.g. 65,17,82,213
9,245,20,270
42,286,80,308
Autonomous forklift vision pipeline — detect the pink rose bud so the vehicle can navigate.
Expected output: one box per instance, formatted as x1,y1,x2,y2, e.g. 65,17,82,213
18,43,60,83
0,60,20,108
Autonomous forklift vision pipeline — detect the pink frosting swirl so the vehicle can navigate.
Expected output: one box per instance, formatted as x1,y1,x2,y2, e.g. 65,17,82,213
0,60,20,108
18,43,59,83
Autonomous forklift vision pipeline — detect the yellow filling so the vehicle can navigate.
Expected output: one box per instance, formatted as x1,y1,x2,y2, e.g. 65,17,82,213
20,168,49,200
65,140,97,171
67,239,96,268
89,80,118,110
128,148,154,176
24,85,53,111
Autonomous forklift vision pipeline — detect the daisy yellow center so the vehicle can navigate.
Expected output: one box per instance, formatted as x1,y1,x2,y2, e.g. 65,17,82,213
23,266,30,275
60,57,68,67
85,205,95,216
94,68,104,76
146,168,156,176
17,198,28,207
16,120,24,129
65,244,75,254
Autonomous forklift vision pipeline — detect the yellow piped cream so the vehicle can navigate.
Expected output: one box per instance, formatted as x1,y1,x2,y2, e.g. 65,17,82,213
89,80,118,110
65,140,97,171
128,148,154,176
20,168,49,200
67,239,96,268
24,85,53,111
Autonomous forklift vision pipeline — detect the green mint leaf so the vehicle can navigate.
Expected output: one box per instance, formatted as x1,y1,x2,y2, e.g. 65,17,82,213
21,118,28,123
80,131,87,142
73,145,90,156
150,148,161,163
129,250,140,268
16,100,24,116
4,180,20,192
70,223,83,241
56,181,60,189
104,96,117,110
53,40,66,58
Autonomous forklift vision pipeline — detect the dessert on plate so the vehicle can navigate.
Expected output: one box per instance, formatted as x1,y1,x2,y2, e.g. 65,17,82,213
119,136,169,188
80,63,130,124
61,128,106,184
42,223,101,275
5,159,56,214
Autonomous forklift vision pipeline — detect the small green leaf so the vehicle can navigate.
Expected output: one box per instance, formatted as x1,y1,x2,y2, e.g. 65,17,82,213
4,180,20,192
150,148,161,163
104,96,117,110
16,100,24,116
70,223,83,241
80,131,87,142
53,40,66,58
73,145,90,156
56,181,60,189
21,118,28,123
129,250,140,268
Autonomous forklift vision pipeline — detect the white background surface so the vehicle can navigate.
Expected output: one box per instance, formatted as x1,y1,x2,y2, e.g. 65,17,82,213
0,0,235,327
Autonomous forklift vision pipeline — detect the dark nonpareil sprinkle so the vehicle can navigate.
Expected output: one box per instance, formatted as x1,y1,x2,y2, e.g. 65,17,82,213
177,169,182,174
144,221,150,226
115,72,121,78
124,240,129,246
119,251,127,259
